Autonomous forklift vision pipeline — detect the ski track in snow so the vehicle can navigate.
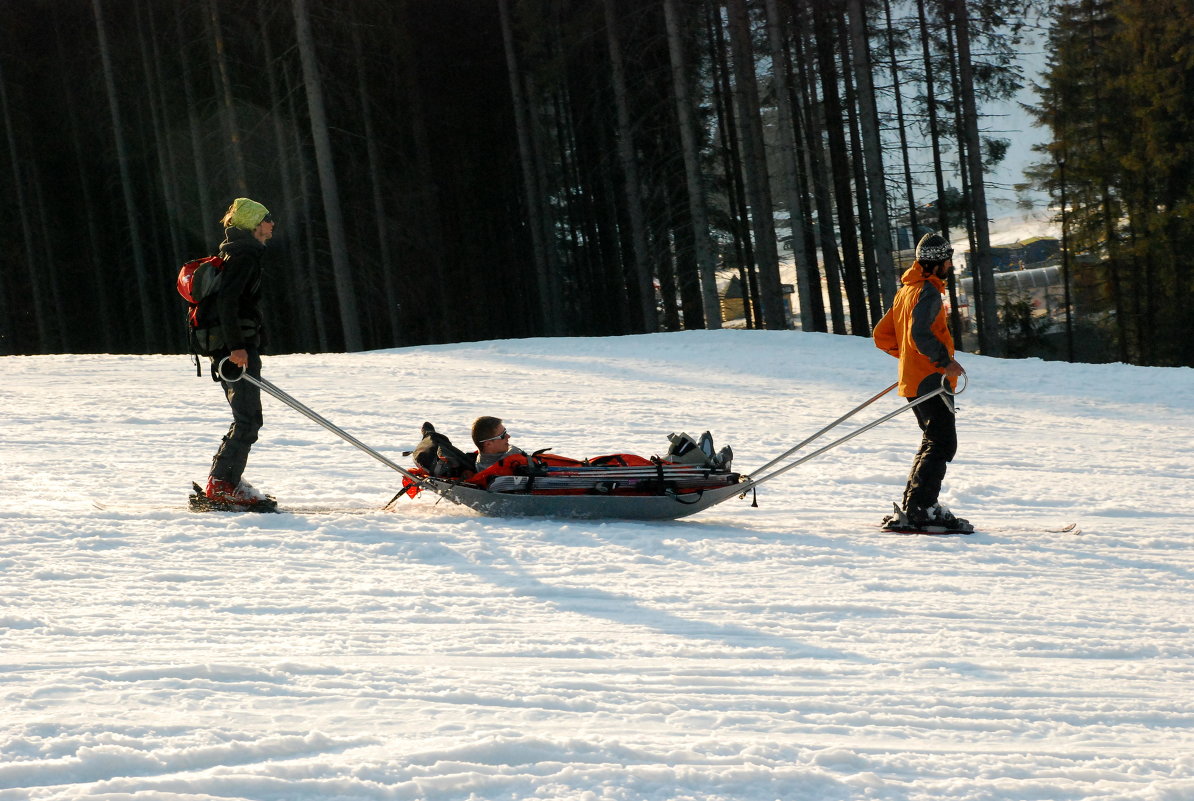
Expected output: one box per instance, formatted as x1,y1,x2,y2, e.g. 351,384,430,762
1,331,1192,801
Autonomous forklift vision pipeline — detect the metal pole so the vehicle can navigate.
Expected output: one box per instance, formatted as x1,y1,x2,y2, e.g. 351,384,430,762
747,382,898,479
219,358,421,483
741,375,964,493
1058,153,1075,362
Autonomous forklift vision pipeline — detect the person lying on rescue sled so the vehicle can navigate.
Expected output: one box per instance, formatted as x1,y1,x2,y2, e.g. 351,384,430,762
401,420,736,500
408,417,524,479
472,416,526,471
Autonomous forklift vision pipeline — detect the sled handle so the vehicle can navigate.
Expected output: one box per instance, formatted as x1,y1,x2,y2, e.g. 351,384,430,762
216,356,246,383
943,371,968,396
214,358,425,484
741,376,968,494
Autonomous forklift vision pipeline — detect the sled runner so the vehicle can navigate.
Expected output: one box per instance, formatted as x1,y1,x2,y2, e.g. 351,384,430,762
212,358,964,522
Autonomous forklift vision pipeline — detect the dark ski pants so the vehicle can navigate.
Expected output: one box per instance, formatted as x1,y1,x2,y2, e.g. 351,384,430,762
902,390,957,514
209,349,263,486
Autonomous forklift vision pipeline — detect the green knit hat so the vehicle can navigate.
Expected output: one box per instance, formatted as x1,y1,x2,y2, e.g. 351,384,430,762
223,197,270,231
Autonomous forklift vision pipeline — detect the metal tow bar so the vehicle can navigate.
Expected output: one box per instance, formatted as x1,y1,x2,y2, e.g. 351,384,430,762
217,357,421,484
738,374,967,495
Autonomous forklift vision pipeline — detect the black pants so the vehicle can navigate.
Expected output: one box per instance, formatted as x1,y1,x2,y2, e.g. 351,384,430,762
209,349,263,485
902,389,957,513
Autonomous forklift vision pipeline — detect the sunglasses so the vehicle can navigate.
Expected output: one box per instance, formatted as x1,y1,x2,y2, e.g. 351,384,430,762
262,213,275,224
479,430,510,443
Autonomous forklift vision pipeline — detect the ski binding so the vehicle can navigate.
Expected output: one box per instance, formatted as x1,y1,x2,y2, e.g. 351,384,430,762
879,502,974,535
188,481,279,513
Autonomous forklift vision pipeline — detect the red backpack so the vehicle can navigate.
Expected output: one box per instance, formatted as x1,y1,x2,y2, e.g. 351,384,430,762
176,255,226,368
177,255,225,328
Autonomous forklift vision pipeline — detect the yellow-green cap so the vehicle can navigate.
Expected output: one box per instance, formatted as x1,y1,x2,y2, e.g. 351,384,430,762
224,198,270,231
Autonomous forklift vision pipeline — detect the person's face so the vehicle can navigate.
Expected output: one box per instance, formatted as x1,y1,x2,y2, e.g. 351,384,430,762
935,258,953,279
253,218,276,244
478,426,510,454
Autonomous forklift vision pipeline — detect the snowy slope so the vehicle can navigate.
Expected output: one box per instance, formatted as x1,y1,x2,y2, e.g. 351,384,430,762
1,330,1192,801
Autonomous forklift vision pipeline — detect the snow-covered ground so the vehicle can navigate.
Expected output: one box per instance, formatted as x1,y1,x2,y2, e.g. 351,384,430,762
2,330,1192,801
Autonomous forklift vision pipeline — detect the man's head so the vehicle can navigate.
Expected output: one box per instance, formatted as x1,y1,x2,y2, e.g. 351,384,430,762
915,232,954,278
222,197,275,244
472,416,510,453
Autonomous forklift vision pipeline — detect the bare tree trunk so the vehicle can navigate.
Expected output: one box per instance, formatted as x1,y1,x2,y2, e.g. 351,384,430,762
658,230,681,331
883,0,919,249
763,0,815,330
0,59,15,353
528,72,568,332
351,21,401,345
554,87,596,332
951,0,1000,355
783,4,827,333
137,0,184,266
726,0,787,329
281,57,328,352
0,176,9,348
915,0,954,333
838,11,881,325
29,160,67,351
847,0,896,308
295,137,329,352
549,86,583,328
795,20,846,334
812,0,868,335
943,13,973,348
292,0,364,352
53,12,114,352
1,49,44,351
602,0,657,332
207,0,248,195
174,2,213,239
258,3,304,351
1056,153,1075,362
92,0,156,351
598,156,636,331
497,0,562,336
663,0,721,329
708,3,757,328
389,0,452,342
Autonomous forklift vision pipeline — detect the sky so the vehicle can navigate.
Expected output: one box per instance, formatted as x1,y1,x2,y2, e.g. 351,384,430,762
970,23,1054,239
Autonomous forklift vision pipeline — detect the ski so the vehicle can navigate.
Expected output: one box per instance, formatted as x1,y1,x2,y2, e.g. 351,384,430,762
976,522,1082,536
188,482,279,514
880,525,973,536
875,521,1082,537
875,503,1080,537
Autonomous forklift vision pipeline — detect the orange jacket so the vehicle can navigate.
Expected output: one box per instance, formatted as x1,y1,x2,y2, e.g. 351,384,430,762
873,264,955,397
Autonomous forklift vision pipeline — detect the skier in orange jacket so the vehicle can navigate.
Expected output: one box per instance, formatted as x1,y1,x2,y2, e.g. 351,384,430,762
873,232,970,531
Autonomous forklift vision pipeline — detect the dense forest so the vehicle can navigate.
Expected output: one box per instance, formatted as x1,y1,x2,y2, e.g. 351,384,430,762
1024,0,1194,366
1,0,1190,366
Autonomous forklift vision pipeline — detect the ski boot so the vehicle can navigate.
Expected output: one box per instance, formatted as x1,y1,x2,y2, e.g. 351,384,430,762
924,503,972,533
881,502,973,534
192,477,278,513
713,445,734,471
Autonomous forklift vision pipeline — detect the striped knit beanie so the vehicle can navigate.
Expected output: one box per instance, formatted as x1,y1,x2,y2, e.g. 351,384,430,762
915,232,954,263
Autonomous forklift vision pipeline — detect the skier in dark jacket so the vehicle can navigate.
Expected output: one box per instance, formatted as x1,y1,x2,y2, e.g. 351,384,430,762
872,232,970,532
204,197,275,507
